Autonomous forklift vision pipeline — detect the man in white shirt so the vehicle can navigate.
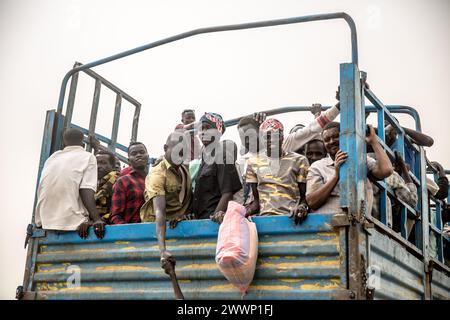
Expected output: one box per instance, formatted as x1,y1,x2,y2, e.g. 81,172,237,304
35,128,105,239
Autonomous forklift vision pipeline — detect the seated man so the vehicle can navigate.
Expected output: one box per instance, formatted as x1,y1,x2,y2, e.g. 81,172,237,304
234,115,264,206
245,119,309,225
140,132,193,268
95,151,119,224
110,142,149,224
306,122,393,214
35,128,105,239
193,112,242,220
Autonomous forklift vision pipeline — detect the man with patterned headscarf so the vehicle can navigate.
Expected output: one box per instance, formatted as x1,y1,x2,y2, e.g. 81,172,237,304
192,112,242,221
245,118,310,225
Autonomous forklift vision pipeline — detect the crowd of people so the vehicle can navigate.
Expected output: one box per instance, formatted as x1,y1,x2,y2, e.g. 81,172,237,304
34,88,450,268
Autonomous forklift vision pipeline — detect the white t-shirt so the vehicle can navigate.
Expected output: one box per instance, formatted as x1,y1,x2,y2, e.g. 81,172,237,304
35,146,98,231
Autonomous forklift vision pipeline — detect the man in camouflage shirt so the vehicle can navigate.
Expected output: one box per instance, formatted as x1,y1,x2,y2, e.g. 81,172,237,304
95,151,118,223
245,118,310,225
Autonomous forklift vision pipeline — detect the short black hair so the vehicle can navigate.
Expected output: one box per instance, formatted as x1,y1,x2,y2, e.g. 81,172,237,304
182,109,195,117
63,128,84,146
238,116,259,130
128,141,147,154
323,122,340,132
97,151,116,166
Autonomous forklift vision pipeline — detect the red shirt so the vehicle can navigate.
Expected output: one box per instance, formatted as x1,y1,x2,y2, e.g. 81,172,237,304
110,168,145,224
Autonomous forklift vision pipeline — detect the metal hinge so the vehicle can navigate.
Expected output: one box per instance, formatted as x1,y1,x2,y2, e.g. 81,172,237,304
24,224,33,249
331,213,350,228
15,286,24,300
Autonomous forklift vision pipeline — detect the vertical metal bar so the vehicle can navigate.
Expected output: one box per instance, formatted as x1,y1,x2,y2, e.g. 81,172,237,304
419,148,431,299
414,149,423,250
63,62,82,131
339,63,367,300
87,79,101,152
131,103,141,143
110,93,122,151
380,190,387,225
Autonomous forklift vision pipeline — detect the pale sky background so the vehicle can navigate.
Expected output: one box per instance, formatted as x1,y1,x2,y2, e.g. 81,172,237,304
0,0,448,299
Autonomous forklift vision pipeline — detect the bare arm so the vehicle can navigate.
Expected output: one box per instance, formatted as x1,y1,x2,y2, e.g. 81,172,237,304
306,151,347,211
153,195,169,256
403,127,434,147
214,192,233,214
306,174,339,211
366,125,394,179
79,188,105,239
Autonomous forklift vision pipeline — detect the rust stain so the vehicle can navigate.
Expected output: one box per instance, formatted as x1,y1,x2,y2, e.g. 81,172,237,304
280,279,304,283
299,281,341,291
95,265,150,272
208,284,235,291
260,239,337,246
181,263,216,270
268,256,281,260
37,267,66,273
260,259,339,270
250,285,293,291
59,286,113,293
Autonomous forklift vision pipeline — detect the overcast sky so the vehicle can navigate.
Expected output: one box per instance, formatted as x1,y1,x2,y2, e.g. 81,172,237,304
0,0,448,299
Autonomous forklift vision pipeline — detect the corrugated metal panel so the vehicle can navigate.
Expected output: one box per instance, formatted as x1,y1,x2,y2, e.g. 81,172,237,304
30,214,348,300
431,268,450,300
369,230,425,300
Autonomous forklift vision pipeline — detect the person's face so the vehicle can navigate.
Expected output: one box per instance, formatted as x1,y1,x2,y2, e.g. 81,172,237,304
200,122,220,147
182,112,195,125
385,125,397,147
262,131,283,158
165,133,188,165
128,144,149,169
322,127,340,158
305,141,327,164
97,154,113,178
238,124,259,153
114,158,121,172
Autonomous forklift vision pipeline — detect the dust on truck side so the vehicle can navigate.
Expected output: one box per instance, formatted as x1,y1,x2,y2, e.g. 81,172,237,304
18,13,450,300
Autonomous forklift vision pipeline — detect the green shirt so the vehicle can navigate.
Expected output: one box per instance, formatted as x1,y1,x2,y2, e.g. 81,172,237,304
140,158,192,222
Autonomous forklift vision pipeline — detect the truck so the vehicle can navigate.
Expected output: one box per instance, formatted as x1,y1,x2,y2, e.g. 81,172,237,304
17,12,450,300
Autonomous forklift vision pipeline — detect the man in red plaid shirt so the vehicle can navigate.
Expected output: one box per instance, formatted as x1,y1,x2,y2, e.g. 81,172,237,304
110,142,149,224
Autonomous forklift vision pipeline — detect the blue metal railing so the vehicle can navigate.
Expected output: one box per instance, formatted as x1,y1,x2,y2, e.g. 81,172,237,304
53,13,358,152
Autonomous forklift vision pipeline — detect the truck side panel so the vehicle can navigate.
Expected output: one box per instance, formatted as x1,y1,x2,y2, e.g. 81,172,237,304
28,215,349,300
369,230,425,300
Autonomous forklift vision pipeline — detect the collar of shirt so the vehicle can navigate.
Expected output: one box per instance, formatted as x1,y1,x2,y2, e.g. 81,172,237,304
63,145,84,152
323,156,335,167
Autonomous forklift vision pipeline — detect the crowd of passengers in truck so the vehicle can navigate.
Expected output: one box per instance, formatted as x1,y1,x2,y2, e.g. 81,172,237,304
34,85,450,268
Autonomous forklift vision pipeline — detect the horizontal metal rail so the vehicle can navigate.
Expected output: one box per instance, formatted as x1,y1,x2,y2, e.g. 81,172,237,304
56,13,358,120
223,104,422,130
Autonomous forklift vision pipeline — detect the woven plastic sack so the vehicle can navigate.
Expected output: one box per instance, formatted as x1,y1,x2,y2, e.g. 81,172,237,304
215,201,258,296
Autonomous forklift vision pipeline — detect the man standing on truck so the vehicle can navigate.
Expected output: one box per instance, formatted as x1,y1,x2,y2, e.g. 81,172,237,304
95,151,118,224
282,90,341,154
193,112,242,221
306,122,393,214
244,119,310,225
110,142,149,224
175,109,201,161
35,128,105,239
140,132,193,271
